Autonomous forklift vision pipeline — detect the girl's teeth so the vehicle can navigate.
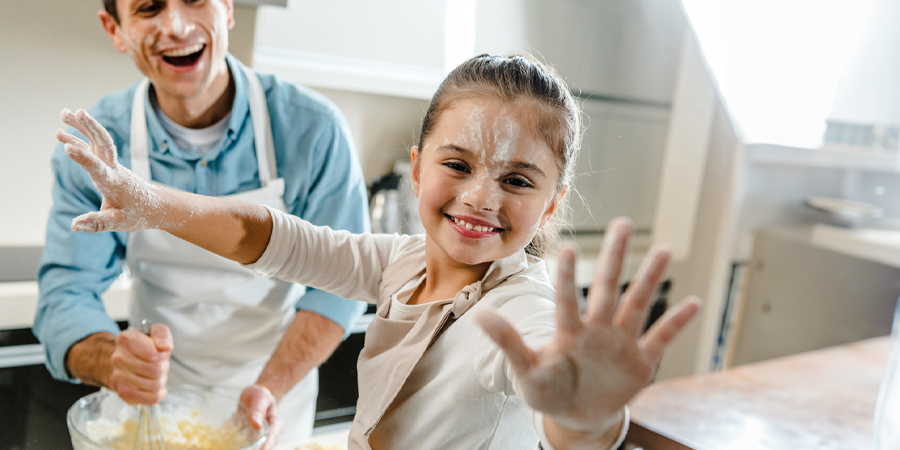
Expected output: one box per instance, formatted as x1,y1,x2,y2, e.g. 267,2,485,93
452,217,496,232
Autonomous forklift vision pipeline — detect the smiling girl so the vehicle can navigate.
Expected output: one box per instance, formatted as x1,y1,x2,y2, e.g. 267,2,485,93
57,54,699,449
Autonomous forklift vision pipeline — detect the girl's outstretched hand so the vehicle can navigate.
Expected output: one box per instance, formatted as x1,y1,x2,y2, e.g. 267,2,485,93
474,217,701,449
57,108,166,234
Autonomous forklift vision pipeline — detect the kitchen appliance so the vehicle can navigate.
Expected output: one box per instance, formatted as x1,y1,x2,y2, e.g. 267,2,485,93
369,161,423,235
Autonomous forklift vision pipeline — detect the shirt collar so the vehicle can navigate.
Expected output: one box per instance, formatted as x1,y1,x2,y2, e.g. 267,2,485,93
143,53,250,160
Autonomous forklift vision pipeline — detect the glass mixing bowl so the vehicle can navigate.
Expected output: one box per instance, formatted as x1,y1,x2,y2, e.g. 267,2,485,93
67,386,268,450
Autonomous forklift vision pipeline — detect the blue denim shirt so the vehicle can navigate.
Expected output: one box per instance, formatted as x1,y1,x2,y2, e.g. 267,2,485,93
34,54,369,381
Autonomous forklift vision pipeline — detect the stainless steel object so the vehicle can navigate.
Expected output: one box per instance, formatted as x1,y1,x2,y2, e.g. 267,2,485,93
369,161,423,235
133,319,167,450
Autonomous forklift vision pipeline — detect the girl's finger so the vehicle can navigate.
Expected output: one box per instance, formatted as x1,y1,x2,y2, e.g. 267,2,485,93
71,211,109,233
63,143,107,182
639,297,701,363
60,108,94,143
56,129,89,149
473,309,538,375
614,245,671,336
78,109,118,166
555,244,583,334
585,217,633,324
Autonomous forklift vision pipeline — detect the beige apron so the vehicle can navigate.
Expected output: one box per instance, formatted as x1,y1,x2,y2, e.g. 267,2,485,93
125,65,316,441
350,250,528,449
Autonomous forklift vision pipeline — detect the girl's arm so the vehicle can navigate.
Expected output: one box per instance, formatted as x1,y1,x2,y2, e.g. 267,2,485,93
474,218,701,450
59,108,393,302
57,108,271,264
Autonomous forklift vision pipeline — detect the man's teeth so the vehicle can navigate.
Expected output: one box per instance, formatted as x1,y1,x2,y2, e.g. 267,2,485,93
161,44,204,57
452,217,497,232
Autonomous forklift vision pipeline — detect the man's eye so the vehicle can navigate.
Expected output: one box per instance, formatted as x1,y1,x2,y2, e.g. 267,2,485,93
137,2,163,14
504,177,532,188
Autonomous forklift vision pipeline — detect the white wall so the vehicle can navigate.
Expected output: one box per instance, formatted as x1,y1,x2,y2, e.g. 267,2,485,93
255,1,447,70
0,0,255,246
313,87,428,184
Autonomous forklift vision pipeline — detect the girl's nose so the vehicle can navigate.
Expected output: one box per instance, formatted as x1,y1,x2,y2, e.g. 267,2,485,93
460,177,500,211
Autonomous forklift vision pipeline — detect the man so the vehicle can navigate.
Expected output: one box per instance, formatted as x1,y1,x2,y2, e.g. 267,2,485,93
33,0,368,447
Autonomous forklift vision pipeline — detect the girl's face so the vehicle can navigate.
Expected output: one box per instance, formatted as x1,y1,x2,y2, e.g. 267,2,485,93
411,97,564,268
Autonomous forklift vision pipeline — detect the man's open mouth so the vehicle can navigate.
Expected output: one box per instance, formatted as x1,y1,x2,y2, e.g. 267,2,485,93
161,44,205,67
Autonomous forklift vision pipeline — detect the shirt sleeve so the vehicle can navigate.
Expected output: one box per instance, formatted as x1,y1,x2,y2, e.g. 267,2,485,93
33,132,127,382
532,408,629,450
285,108,370,333
248,207,397,310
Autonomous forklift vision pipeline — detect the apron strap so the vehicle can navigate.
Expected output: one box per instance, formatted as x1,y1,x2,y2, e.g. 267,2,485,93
129,78,152,181
239,64,278,186
128,66,278,186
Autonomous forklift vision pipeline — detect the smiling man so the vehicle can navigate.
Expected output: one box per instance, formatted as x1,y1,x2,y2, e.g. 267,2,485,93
33,0,369,447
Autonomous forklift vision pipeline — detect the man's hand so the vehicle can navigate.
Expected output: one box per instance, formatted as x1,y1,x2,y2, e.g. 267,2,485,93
241,311,345,448
110,324,174,404
67,324,173,405
57,108,168,234
474,217,701,449
240,385,284,450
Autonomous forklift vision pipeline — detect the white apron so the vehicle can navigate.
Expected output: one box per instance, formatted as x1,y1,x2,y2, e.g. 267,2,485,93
125,65,316,441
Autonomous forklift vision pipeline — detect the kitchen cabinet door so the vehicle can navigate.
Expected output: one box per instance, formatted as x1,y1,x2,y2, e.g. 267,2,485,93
569,100,670,233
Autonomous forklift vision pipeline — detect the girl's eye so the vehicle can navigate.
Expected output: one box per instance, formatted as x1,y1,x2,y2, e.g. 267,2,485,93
443,161,470,173
504,176,533,188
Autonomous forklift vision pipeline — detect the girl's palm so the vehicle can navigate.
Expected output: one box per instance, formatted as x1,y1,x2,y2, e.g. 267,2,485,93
476,218,700,436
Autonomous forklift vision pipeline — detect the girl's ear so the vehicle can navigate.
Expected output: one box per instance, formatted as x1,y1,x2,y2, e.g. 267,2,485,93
539,187,567,227
410,146,421,198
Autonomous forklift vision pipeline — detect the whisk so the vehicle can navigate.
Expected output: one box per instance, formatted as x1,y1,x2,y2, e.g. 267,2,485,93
133,319,168,450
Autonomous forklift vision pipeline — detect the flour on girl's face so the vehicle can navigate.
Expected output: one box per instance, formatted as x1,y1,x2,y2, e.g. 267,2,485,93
451,104,548,208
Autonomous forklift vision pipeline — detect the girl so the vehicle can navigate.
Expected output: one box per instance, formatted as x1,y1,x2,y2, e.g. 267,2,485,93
57,54,700,450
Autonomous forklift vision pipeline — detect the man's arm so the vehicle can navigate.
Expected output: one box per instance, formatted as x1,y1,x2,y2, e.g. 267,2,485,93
66,332,117,387
255,311,344,400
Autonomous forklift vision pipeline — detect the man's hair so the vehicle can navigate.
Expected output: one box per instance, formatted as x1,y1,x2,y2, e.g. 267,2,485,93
103,0,119,23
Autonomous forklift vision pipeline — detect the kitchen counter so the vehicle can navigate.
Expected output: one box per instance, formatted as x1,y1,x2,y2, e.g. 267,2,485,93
811,224,900,269
627,336,890,450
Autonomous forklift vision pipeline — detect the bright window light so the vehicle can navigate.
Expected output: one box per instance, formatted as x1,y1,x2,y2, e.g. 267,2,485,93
681,0,875,148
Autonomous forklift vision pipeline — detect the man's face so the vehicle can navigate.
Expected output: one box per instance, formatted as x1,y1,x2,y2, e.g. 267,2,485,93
101,0,234,102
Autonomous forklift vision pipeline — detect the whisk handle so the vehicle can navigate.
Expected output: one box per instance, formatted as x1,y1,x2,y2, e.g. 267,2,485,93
139,319,151,335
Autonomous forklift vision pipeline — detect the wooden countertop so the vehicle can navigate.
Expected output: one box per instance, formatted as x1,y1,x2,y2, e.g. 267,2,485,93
627,337,891,450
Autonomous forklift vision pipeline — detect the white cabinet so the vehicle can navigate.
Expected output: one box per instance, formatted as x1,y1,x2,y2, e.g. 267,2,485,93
569,100,670,232
533,0,687,104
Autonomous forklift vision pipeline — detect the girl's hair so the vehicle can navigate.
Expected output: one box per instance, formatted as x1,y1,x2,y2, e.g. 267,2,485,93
417,54,582,258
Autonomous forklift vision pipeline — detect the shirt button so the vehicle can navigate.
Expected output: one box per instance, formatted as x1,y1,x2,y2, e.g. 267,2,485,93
200,160,208,167
160,141,168,150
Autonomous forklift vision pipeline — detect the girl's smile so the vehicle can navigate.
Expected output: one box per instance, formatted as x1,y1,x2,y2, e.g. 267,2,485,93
412,97,564,269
